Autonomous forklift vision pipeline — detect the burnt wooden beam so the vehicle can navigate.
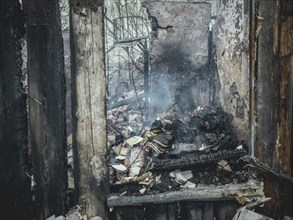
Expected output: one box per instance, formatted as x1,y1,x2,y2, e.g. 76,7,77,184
107,91,126,105
215,201,239,220
241,156,293,185
255,0,293,218
203,202,214,220
239,197,271,210
181,202,203,220
107,180,264,207
145,203,176,220
107,120,127,139
107,92,144,109
23,0,66,218
113,206,145,220
152,149,246,171
70,0,108,218
0,1,31,219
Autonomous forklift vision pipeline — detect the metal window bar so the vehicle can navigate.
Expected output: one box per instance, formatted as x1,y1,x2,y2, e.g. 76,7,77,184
113,16,147,42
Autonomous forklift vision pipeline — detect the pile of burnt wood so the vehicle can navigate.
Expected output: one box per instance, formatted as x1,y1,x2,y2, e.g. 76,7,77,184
107,95,251,196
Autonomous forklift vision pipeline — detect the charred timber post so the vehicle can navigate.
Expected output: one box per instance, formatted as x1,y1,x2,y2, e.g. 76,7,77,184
0,1,31,219
23,0,67,218
255,0,293,218
70,0,108,219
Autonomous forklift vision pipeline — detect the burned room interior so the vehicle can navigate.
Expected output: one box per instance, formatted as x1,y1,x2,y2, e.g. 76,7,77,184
0,0,292,220
105,0,292,219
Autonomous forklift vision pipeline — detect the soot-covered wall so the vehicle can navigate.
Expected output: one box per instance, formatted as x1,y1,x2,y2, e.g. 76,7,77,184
143,0,250,141
143,1,214,117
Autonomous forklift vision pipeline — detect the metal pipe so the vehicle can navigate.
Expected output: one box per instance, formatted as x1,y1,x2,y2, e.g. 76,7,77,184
249,0,256,157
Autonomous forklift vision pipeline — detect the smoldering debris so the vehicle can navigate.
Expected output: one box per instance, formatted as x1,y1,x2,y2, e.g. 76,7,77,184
106,90,258,199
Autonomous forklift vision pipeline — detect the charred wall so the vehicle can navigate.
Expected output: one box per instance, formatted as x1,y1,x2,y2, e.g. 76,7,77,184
143,2,215,119
143,0,250,142
129,0,293,218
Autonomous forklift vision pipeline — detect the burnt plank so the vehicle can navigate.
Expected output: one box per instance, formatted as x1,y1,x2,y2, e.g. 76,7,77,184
113,206,145,220
114,207,134,220
107,180,263,207
152,149,246,171
23,0,66,218
215,201,239,220
241,156,293,184
167,203,178,220
107,93,144,109
146,204,168,220
132,206,145,220
181,202,202,220
202,202,214,220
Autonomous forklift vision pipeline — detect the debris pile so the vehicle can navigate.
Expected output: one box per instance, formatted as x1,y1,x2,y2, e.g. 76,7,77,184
107,90,144,136
107,92,252,196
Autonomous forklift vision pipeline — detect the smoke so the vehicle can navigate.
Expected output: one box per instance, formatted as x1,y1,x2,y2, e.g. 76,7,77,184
149,42,216,120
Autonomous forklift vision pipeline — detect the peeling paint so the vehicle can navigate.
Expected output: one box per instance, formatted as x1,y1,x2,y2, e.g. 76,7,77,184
213,0,250,139
230,82,247,119
215,1,244,60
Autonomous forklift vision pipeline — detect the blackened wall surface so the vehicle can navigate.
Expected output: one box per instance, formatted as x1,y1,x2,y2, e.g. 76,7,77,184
143,2,213,118
144,0,250,143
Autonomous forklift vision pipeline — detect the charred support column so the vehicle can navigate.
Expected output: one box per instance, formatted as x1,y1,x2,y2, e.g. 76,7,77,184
23,0,66,218
70,0,108,218
255,0,293,218
0,1,31,219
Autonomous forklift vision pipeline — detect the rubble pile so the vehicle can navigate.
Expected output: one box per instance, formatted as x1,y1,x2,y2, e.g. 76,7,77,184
107,91,251,196
107,90,144,137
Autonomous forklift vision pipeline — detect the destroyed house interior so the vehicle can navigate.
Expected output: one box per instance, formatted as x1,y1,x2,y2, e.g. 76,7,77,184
0,0,292,220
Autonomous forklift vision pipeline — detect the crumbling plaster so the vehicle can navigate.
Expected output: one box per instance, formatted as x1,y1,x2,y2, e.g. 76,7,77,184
213,0,250,139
